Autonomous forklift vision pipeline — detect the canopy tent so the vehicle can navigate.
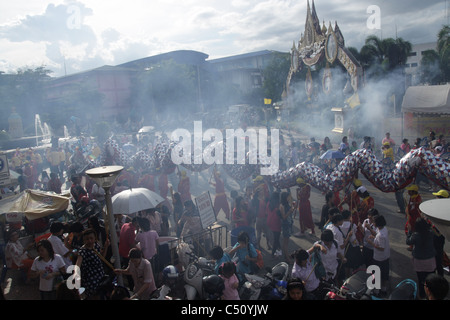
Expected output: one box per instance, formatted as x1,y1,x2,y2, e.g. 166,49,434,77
0,189,70,221
401,84,450,114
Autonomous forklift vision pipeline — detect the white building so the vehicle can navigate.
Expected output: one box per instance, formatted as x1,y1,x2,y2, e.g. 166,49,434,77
404,42,437,85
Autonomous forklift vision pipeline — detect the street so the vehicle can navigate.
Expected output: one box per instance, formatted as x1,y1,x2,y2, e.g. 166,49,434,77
2,131,449,300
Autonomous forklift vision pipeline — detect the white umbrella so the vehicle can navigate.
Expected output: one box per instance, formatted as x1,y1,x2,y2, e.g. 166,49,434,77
111,187,165,215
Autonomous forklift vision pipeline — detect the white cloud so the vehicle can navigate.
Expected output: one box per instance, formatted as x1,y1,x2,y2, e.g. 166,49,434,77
0,0,447,76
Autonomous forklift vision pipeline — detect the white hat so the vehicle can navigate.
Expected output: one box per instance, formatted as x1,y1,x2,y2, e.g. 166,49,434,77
357,186,367,194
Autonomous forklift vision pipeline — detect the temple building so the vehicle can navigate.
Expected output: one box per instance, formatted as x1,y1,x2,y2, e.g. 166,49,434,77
285,0,363,134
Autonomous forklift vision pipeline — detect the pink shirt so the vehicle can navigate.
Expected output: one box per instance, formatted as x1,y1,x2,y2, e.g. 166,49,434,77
128,258,156,299
135,230,159,260
382,137,396,146
221,274,240,300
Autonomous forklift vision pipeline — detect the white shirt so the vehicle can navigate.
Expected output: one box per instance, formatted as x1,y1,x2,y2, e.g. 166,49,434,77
363,218,377,249
47,234,72,268
373,227,390,261
91,184,105,201
31,254,66,292
326,224,345,255
291,258,320,292
314,240,339,280
340,220,358,247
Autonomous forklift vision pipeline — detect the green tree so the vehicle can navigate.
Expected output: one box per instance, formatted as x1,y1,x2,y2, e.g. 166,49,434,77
262,52,291,103
437,25,450,82
0,66,52,134
419,49,441,84
359,35,412,78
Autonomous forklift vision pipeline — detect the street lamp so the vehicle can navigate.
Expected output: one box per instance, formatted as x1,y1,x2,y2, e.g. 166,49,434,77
86,165,123,285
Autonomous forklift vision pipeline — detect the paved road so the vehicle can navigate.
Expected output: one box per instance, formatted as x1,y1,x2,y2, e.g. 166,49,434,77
2,130,449,300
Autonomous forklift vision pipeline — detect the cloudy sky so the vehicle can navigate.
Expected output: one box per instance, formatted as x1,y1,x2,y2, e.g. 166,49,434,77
0,0,448,77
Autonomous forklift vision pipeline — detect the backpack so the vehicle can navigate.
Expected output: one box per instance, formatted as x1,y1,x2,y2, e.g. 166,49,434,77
255,249,264,270
310,247,326,280
310,240,338,280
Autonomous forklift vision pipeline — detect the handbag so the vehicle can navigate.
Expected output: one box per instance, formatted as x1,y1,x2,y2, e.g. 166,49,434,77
310,244,326,280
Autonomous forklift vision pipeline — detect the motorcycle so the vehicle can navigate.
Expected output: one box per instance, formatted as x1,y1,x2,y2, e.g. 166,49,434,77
325,269,418,300
73,198,102,227
183,252,216,300
370,279,417,301
239,261,289,300
151,265,186,300
324,269,373,300
202,274,225,300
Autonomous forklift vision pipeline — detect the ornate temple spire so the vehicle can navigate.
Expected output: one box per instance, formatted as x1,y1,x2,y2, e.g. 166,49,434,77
311,0,322,35
334,21,345,46
322,20,327,34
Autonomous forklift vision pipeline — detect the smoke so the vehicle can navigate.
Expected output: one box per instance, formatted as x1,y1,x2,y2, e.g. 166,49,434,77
284,62,407,146
285,64,349,143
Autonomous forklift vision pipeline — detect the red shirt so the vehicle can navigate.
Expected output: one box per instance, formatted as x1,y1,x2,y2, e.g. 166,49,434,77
48,178,62,194
232,208,249,228
119,222,136,258
158,174,169,198
266,203,281,232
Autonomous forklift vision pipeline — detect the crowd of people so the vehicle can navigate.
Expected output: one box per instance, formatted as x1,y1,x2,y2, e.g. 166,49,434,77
1,128,449,301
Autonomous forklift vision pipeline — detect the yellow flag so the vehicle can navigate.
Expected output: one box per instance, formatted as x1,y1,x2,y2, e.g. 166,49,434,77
346,92,360,109
264,98,272,105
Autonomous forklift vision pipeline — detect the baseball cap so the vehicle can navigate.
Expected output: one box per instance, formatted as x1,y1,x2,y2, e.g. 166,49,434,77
353,179,362,187
405,184,419,192
432,190,449,198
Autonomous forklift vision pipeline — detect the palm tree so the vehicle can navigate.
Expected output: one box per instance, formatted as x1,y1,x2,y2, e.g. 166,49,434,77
419,49,441,84
437,25,450,82
359,35,412,78
360,35,385,65
393,37,412,67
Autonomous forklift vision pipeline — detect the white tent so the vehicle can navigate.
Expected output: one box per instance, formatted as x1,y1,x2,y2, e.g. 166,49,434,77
401,84,450,114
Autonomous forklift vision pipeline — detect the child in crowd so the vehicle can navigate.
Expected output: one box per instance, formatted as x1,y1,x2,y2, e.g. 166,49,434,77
367,215,390,296
30,239,66,300
228,231,258,282
135,217,159,262
291,249,322,300
209,245,232,275
283,278,306,300
219,261,240,300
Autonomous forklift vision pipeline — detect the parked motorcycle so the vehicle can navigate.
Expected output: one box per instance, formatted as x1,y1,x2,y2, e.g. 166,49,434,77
325,269,373,300
370,279,417,301
151,265,186,300
325,269,418,300
239,261,289,300
202,274,225,300
183,252,216,300
73,198,102,227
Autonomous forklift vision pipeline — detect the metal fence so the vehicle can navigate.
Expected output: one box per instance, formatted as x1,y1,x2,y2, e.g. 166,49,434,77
154,225,229,273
